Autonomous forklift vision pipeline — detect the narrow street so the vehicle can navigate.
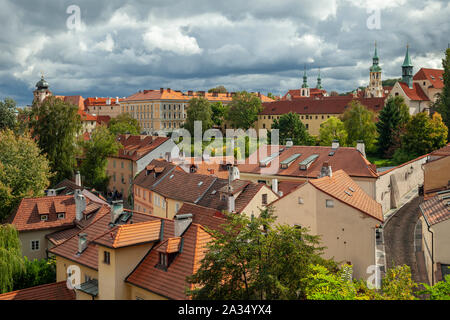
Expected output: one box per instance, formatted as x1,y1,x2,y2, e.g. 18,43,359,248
383,195,429,285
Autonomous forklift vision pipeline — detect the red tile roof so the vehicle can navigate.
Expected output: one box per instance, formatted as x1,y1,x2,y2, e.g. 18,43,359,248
260,96,385,115
414,68,444,89
94,220,161,249
420,191,450,226
49,208,156,270
398,82,430,101
46,227,81,246
177,203,228,233
155,237,182,253
430,143,450,157
134,159,178,189
151,170,217,204
308,170,383,222
84,97,123,107
125,223,212,300
0,281,75,300
238,145,378,179
114,135,170,161
10,195,77,232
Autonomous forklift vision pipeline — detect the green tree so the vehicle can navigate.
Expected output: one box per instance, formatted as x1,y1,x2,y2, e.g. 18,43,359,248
319,116,348,146
0,130,52,221
304,264,358,300
0,224,24,293
419,274,450,300
380,265,417,300
400,112,448,159
341,100,377,151
30,96,82,185
376,96,410,158
12,257,56,291
435,48,450,139
226,91,263,130
0,98,17,131
79,125,121,193
211,101,227,127
267,93,278,100
108,113,141,136
382,78,402,87
208,85,227,93
183,97,213,135
271,112,314,146
187,207,336,300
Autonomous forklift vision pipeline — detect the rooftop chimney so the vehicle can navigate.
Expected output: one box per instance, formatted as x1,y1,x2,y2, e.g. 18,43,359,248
74,189,86,221
167,88,171,93
116,96,119,104
77,233,88,254
160,88,164,93
331,140,339,150
106,97,111,105
227,194,236,213
286,139,293,149
75,171,82,187
229,166,240,182
320,161,332,178
174,213,193,237
111,200,124,224
356,140,366,158
272,179,278,194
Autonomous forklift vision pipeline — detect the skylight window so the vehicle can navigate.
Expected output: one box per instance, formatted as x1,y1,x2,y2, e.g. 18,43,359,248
348,187,355,192
198,181,203,186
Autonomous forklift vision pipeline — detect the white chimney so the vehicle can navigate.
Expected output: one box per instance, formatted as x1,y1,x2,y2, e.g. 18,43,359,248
356,140,366,158
116,96,119,104
320,161,332,178
286,139,293,148
75,171,82,187
77,233,88,254
331,140,339,150
111,200,123,224
272,179,278,194
227,194,236,213
74,189,86,221
229,166,240,182
106,97,111,105
174,213,193,237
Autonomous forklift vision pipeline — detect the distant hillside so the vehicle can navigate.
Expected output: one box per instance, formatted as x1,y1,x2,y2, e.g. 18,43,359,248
382,78,401,87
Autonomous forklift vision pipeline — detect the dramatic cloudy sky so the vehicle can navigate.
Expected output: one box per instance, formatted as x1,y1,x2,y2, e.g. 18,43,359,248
1,0,449,106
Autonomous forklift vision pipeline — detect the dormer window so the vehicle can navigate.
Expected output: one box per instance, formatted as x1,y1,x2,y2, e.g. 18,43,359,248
160,253,168,267
57,213,65,219
41,214,48,221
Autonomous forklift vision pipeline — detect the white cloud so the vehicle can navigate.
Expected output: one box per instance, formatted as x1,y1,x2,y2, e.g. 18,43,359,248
143,26,202,55
95,34,115,52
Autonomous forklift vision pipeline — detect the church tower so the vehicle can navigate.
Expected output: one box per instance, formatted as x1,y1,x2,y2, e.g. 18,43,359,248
365,42,383,97
316,68,323,90
402,44,414,88
300,66,310,97
33,74,52,105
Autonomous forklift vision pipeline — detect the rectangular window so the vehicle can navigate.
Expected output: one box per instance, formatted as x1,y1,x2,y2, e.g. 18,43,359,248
57,213,65,219
262,194,268,205
326,199,334,208
41,215,48,221
31,240,40,251
104,251,110,265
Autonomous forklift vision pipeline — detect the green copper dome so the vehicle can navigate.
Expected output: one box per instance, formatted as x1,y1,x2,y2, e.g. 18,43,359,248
35,75,49,90
370,42,382,72
302,67,309,88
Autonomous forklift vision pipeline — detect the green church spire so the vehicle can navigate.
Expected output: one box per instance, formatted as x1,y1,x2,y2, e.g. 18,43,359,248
302,65,309,88
316,68,323,89
402,44,414,88
370,41,381,72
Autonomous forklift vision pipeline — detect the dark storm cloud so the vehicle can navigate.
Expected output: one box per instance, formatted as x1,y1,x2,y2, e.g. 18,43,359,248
0,0,449,105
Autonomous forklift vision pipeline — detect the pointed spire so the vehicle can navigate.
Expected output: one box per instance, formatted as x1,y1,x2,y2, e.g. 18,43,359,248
302,64,309,88
402,43,413,67
370,41,381,72
373,41,378,59
316,67,323,89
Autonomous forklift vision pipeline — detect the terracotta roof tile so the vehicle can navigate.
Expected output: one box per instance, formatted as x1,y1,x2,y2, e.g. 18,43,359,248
177,203,228,233
94,220,162,248
309,170,383,222
413,68,444,89
0,281,75,300
126,223,212,300
260,97,385,115
114,135,170,161
398,82,430,101
238,145,378,179
155,237,182,253
420,191,450,226
46,227,81,246
430,143,450,157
